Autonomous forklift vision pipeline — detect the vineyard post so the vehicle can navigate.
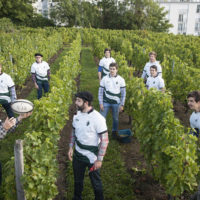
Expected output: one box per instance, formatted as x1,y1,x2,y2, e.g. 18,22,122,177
172,60,175,72
14,139,26,200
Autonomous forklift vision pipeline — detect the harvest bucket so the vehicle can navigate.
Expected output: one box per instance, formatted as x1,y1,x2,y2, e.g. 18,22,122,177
117,129,132,143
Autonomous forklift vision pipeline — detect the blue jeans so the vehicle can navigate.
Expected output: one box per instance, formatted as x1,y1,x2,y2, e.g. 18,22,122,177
37,81,49,99
100,102,119,132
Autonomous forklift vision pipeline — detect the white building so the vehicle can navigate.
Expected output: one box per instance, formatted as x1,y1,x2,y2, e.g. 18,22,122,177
155,0,200,35
32,0,57,19
32,0,200,35
32,0,94,18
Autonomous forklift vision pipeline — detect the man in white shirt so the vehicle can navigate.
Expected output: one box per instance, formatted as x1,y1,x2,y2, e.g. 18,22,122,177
98,48,115,81
68,91,109,200
98,62,126,138
187,91,200,137
0,63,17,118
146,65,165,92
141,51,162,82
31,53,50,99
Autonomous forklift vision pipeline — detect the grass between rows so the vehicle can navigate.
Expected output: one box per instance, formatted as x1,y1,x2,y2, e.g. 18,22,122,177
66,47,135,200
0,46,70,199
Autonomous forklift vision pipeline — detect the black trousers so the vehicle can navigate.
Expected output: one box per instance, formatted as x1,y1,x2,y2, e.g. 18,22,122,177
2,102,14,118
72,157,104,200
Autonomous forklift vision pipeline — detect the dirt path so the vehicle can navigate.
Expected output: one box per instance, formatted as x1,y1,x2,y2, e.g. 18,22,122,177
57,50,192,200
94,55,168,199
118,113,168,200
0,47,64,120
54,104,76,200
0,45,80,200
173,100,191,127
17,47,64,99
54,75,80,200
94,55,193,200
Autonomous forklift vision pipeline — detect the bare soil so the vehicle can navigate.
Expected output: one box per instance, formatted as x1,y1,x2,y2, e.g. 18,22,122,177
1,49,192,199
118,112,168,200
54,75,80,200
54,104,76,200
94,56,193,200
173,100,191,127
0,48,64,120
0,47,72,199
118,106,193,200
17,47,64,99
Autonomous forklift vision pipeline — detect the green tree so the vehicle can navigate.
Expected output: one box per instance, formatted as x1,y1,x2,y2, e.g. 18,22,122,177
122,0,172,32
50,0,172,32
51,0,100,27
143,0,172,32
117,1,137,30
50,0,81,26
79,1,101,28
0,0,33,23
97,0,120,29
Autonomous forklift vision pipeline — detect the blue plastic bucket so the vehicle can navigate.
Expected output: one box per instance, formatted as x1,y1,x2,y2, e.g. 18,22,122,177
117,129,132,143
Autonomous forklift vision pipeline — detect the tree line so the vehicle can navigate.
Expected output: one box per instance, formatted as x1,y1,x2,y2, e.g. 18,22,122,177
0,0,172,32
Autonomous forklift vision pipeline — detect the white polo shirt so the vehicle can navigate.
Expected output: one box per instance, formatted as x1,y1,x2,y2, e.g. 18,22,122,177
146,76,165,91
72,109,107,164
99,57,116,78
190,112,200,130
100,74,126,104
141,61,162,79
0,73,15,103
31,61,50,81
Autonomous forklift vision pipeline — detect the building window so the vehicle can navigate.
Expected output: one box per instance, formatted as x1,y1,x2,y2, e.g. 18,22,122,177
197,5,200,13
195,18,200,32
178,14,183,22
195,23,200,32
178,23,183,31
178,22,186,34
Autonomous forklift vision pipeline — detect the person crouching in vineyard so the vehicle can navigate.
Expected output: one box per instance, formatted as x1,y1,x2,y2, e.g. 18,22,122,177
141,51,162,83
0,63,16,118
98,48,116,82
68,91,109,200
146,65,165,92
0,112,32,185
31,53,50,99
187,91,200,137
98,62,126,139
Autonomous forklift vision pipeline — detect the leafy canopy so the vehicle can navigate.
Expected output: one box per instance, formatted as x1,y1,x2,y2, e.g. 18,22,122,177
0,0,33,23
51,0,172,32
